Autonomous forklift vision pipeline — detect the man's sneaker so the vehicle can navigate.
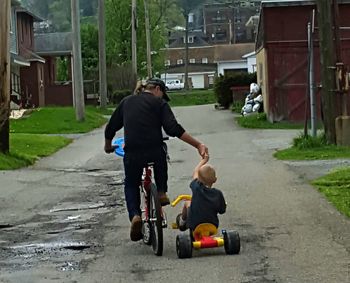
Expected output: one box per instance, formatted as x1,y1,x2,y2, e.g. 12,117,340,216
158,192,170,206
130,215,142,241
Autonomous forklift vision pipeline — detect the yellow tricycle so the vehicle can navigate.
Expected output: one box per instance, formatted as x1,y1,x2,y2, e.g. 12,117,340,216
171,195,240,259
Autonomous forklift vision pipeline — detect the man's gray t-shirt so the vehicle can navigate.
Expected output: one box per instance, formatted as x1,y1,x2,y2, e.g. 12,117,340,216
187,179,226,230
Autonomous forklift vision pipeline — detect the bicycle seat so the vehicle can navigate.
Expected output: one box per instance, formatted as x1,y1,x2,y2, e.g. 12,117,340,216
192,223,218,239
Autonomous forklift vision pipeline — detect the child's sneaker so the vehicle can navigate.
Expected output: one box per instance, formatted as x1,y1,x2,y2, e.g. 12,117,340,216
176,213,187,231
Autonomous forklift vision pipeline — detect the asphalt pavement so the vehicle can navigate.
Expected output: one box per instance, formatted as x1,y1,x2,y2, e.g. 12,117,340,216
0,104,349,283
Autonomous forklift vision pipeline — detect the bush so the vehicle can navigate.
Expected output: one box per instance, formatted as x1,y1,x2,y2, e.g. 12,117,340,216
109,89,132,105
214,72,257,109
293,133,328,149
231,100,245,113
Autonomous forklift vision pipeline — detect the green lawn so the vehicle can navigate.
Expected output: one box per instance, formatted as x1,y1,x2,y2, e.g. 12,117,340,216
236,113,304,129
2,106,107,170
0,134,71,170
10,106,107,134
312,167,350,218
168,89,216,107
274,146,350,160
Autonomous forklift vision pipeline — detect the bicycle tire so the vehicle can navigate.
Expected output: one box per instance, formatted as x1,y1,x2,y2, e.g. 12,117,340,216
149,184,163,256
141,192,152,246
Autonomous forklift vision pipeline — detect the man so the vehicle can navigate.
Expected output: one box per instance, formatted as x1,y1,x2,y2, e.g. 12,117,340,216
104,78,208,241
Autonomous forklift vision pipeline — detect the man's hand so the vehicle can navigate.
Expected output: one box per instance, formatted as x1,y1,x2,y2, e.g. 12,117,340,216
197,143,209,158
104,139,115,154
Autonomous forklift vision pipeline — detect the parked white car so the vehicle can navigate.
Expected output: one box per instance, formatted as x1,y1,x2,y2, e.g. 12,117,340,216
164,79,184,90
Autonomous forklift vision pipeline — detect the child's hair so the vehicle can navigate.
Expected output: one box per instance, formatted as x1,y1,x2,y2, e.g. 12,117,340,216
198,164,217,187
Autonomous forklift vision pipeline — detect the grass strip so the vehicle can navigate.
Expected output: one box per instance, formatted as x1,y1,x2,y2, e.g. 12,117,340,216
10,106,107,134
236,113,303,129
274,146,350,160
168,89,216,107
0,134,72,170
312,167,350,218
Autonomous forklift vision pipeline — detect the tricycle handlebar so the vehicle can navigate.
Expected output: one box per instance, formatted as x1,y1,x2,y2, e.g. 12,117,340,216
171,194,192,207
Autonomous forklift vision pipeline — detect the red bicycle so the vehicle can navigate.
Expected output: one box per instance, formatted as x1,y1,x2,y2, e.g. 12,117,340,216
113,137,167,256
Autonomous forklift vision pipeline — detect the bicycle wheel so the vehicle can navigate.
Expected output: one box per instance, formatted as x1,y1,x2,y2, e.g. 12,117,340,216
141,192,152,246
149,184,163,256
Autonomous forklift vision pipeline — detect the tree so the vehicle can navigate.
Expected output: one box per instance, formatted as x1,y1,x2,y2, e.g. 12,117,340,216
105,0,167,78
81,23,99,80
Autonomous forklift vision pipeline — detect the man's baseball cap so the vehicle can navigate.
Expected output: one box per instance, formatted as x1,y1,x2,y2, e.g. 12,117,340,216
146,78,170,102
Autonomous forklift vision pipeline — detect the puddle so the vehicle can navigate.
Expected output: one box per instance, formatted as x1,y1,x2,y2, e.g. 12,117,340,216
11,241,91,251
0,224,14,229
50,202,106,213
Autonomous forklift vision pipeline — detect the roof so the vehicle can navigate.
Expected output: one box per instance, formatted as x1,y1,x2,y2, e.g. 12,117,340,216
34,32,73,56
165,63,217,74
214,43,255,62
15,6,43,22
168,30,210,48
10,53,30,67
21,47,46,63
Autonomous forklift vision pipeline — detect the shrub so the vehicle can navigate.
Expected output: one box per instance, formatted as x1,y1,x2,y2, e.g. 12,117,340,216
109,89,132,105
293,133,328,149
214,72,257,109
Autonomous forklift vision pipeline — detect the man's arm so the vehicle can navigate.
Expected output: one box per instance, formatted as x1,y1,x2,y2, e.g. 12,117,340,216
179,132,208,158
104,101,124,153
193,155,209,179
160,103,208,158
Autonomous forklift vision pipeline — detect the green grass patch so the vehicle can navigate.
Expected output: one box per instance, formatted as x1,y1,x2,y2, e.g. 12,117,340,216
168,89,216,107
274,146,350,160
10,106,107,134
236,113,304,129
274,133,350,160
0,134,72,170
312,167,350,218
231,101,245,113
89,105,115,116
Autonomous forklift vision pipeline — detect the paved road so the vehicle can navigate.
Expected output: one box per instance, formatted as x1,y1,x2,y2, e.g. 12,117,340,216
0,104,349,283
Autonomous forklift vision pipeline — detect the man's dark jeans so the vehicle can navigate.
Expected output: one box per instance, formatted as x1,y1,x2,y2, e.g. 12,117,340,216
123,146,168,221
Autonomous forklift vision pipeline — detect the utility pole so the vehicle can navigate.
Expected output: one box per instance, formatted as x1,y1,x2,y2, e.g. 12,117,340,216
0,0,10,153
316,0,338,144
144,0,152,78
98,0,107,108
71,0,85,121
131,0,137,80
184,12,189,90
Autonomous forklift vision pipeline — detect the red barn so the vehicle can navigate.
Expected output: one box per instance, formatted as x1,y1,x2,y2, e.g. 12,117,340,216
256,0,350,122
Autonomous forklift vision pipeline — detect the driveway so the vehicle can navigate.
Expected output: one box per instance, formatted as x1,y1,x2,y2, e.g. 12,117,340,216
0,104,349,283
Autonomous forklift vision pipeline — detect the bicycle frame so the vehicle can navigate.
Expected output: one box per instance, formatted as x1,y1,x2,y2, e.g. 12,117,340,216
140,164,167,226
140,166,153,221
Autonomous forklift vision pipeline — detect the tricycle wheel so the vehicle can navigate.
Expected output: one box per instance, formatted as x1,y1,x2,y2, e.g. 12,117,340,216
176,233,192,259
224,230,240,255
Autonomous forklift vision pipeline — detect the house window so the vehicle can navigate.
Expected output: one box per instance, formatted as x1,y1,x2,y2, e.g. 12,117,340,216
164,60,170,66
202,58,208,64
189,58,195,64
183,36,194,43
177,59,183,65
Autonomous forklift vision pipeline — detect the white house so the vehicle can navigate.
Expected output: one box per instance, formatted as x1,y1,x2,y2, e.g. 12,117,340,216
214,43,256,76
